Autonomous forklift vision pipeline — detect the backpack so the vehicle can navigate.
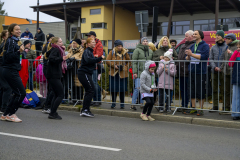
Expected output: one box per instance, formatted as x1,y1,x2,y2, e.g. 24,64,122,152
36,64,46,82
22,89,40,108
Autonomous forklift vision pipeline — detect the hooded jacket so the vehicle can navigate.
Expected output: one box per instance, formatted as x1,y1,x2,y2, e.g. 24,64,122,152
157,59,176,90
2,36,21,71
78,47,102,74
220,40,240,75
34,29,45,45
140,60,156,94
188,40,210,74
209,41,227,72
132,44,153,78
106,47,131,78
176,40,195,77
21,31,33,39
93,38,103,58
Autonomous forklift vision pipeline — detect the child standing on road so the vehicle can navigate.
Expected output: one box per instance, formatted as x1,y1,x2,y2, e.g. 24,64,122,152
228,41,240,120
157,49,176,113
140,61,157,121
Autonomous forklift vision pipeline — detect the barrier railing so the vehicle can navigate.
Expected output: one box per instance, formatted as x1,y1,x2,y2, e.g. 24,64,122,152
26,59,240,116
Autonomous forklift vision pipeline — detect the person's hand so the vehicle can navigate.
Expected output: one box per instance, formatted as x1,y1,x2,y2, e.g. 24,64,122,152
101,55,105,59
185,49,193,56
63,56,67,61
133,74,137,79
165,68,168,73
160,56,164,60
115,65,119,70
227,49,232,54
24,49,29,52
34,37,37,40
24,36,27,38
62,46,66,50
19,45,24,52
95,55,98,58
215,67,221,72
153,89,158,92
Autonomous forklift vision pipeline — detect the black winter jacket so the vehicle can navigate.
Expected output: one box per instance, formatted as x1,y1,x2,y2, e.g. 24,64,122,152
35,29,45,45
0,41,5,66
45,47,63,79
2,36,21,71
78,47,102,74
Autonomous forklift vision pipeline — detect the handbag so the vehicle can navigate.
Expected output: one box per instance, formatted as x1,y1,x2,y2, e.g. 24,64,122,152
66,57,76,70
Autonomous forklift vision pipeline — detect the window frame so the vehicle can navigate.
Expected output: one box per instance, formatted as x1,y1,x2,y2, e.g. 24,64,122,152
90,8,101,15
91,23,107,29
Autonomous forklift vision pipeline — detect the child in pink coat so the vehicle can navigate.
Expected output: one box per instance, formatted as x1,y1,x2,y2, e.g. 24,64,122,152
156,49,176,113
36,56,47,98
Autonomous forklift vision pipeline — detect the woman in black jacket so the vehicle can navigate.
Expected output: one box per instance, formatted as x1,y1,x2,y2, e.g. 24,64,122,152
45,37,67,120
78,38,105,117
1,23,26,122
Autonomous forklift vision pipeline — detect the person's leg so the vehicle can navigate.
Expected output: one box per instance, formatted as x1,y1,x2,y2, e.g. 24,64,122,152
0,69,12,112
225,75,231,111
40,83,43,97
119,92,125,108
180,77,185,107
231,85,238,118
146,97,154,116
92,69,98,103
44,83,54,110
142,97,151,114
3,69,26,116
184,77,189,108
165,89,171,111
43,83,47,98
111,92,117,107
212,73,219,109
48,79,64,115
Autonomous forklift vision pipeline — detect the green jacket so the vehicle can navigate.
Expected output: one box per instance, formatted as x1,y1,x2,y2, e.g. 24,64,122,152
132,44,153,78
25,49,37,71
153,46,178,62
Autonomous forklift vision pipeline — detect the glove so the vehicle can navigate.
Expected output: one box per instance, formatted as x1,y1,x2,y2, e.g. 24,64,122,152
150,89,153,93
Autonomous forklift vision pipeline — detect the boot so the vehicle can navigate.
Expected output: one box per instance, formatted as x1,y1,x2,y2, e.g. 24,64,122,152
102,89,108,99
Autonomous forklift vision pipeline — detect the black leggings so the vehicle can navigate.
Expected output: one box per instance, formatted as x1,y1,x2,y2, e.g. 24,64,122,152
44,82,54,110
78,72,95,112
48,78,64,114
111,92,124,104
142,97,154,116
3,68,26,116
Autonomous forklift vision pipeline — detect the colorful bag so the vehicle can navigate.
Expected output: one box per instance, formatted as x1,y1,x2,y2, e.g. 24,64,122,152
22,89,40,108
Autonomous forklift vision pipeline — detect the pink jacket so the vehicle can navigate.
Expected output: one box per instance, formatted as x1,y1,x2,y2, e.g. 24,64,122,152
36,64,47,83
156,60,176,90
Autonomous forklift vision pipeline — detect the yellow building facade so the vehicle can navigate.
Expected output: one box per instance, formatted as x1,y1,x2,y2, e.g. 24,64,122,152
81,5,140,52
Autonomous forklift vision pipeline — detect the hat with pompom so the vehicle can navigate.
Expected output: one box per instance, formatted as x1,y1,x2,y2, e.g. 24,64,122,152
164,49,173,60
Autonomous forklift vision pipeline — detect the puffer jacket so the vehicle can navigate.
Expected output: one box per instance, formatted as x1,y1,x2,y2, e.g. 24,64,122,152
176,40,195,77
140,60,156,94
66,47,84,87
156,59,176,90
220,40,239,75
153,46,178,62
106,47,131,78
132,44,153,78
209,41,227,72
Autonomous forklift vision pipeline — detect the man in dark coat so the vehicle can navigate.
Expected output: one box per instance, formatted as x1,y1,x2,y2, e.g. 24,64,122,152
34,28,45,56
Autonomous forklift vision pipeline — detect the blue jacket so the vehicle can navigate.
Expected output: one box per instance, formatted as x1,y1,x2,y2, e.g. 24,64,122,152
188,40,209,74
21,31,33,39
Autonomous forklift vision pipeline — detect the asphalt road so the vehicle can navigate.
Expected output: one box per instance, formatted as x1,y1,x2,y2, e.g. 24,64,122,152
0,109,239,160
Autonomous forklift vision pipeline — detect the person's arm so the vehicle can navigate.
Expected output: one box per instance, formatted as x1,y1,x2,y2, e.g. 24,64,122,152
156,62,164,76
106,51,115,68
5,39,20,62
83,51,102,64
228,50,238,67
125,53,131,70
93,42,103,58
29,33,33,39
209,47,216,70
132,48,138,74
172,48,178,60
49,48,63,64
169,63,176,77
140,72,151,93
199,44,210,60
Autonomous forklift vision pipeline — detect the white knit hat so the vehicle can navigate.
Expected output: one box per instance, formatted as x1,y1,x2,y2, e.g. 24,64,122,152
164,49,173,60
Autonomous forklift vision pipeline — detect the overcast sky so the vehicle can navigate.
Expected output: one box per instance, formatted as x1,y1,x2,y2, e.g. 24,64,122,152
2,0,67,22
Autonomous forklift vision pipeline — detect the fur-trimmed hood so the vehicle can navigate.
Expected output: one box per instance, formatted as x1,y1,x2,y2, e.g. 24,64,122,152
112,47,129,57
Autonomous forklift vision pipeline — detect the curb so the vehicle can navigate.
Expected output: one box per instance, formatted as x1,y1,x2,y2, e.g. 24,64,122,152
59,106,240,129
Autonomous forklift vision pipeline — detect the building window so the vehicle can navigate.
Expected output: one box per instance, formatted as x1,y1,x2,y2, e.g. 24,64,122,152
90,9,101,15
91,23,107,29
81,18,86,23
71,27,77,39
102,40,107,47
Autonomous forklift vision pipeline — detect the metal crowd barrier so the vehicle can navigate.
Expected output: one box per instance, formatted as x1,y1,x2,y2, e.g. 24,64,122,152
27,59,240,116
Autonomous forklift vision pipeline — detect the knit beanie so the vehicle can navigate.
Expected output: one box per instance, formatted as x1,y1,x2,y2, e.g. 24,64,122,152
24,40,30,47
46,33,54,42
141,37,148,43
114,40,123,47
216,30,225,39
149,63,156,68
73,39,82,45
164,49,173,59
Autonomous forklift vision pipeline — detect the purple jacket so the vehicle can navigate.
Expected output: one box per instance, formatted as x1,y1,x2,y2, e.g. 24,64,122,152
156,60,176,90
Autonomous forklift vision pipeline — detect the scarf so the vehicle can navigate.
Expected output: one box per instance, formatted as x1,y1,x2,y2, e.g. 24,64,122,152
72,47,80,54
51,44,67,74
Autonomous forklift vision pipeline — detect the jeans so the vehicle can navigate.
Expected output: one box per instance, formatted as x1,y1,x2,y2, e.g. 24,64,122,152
132,78,143,104
92,69,101,102
28,72,33,91
180,76,189,107
232,85,240,118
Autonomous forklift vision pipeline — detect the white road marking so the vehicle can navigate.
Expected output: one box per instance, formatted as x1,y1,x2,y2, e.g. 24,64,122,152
0,132,121,152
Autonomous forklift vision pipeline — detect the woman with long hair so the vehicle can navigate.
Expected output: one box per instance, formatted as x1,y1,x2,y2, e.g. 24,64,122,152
1,23,26,122
45,37,67,120
78,38,105,117
0,30,12,114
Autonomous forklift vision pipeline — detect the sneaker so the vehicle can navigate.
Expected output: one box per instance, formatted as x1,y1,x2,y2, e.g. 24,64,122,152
81,110,94,117
120,104,125,109
48,113,62,120
197,110,204,116
130,106,137,111
147,116,155,121
140,113,148,121
6,114,22,122
159,107,164,113
184,109,197,115
42,109,51,114
0,114,7,121
111,104,116,109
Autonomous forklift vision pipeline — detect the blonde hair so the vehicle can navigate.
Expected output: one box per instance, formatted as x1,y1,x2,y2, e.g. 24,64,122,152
45,37,59,59
148,42,157,52
158,36,171,49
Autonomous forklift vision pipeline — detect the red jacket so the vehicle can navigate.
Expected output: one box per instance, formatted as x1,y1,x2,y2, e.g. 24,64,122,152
93,38,103,58
19,59,29,88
